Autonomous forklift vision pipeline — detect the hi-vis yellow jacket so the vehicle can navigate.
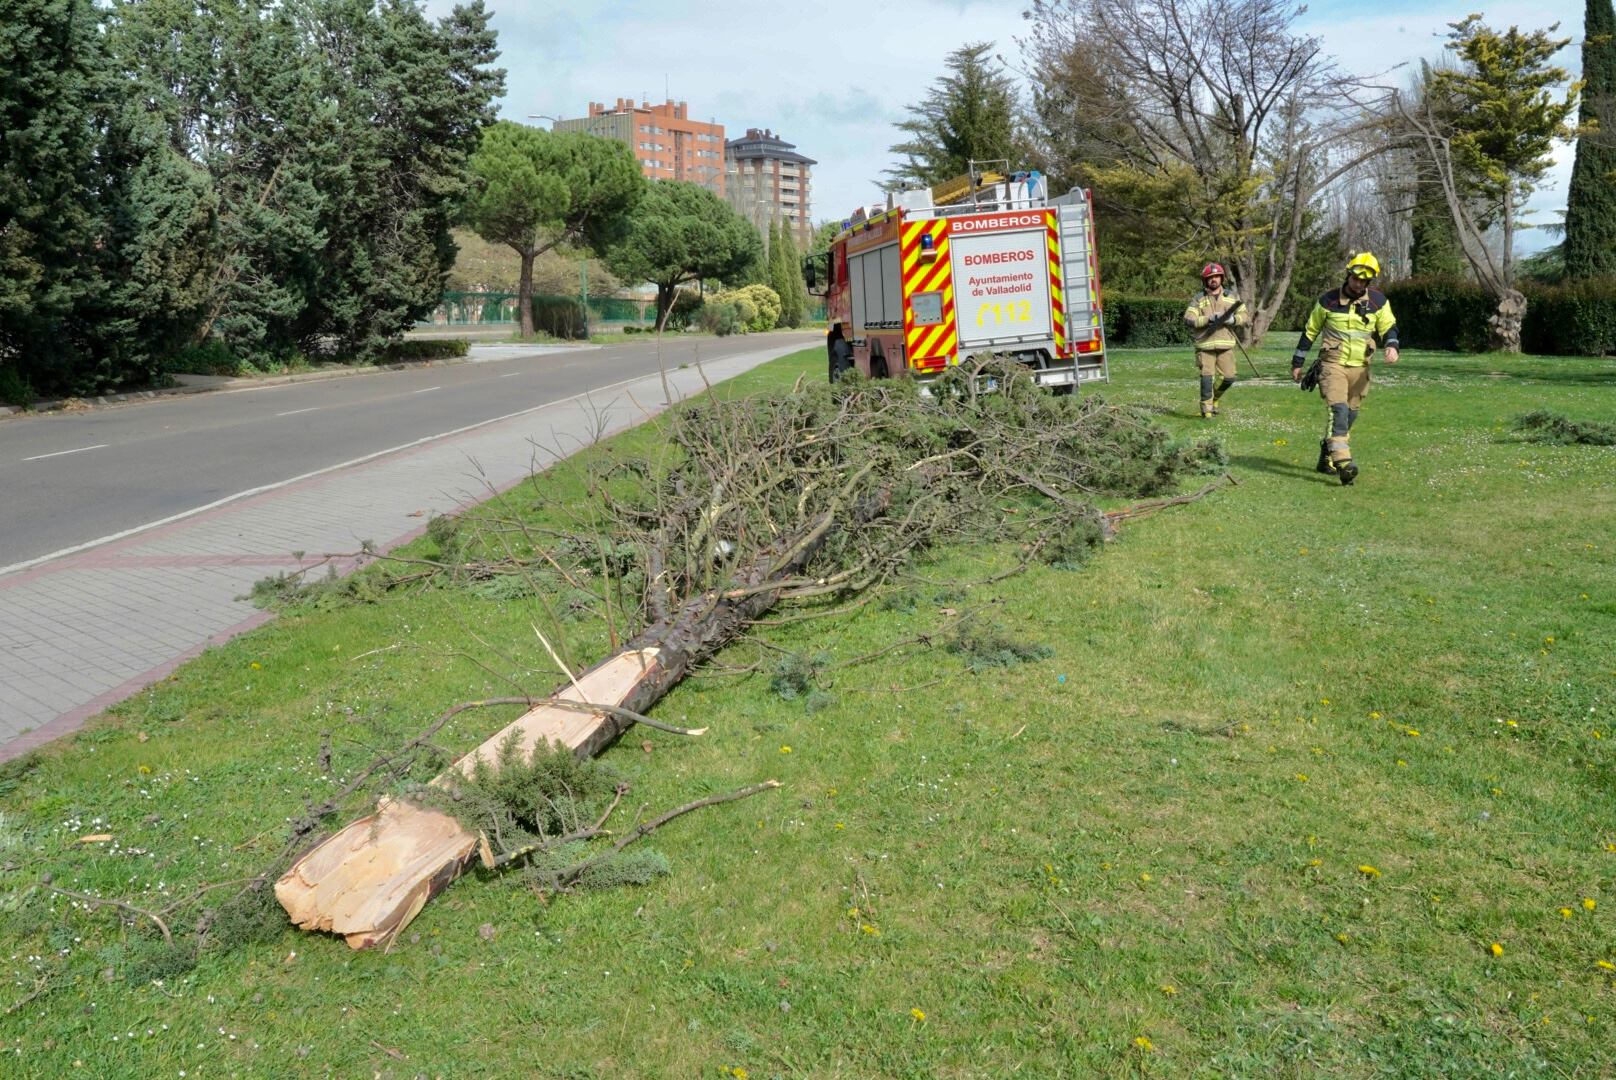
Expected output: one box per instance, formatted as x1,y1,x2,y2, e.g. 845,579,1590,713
1293,288,1399,368
1184,290,1246,351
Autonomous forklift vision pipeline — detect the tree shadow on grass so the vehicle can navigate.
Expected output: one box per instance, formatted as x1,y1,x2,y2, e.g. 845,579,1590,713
1229,454,1336,484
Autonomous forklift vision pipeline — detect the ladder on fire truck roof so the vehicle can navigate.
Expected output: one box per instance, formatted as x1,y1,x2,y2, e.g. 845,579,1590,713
897,159,1052,219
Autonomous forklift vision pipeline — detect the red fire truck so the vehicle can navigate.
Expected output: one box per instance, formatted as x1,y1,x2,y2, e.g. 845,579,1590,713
819,163,1107,392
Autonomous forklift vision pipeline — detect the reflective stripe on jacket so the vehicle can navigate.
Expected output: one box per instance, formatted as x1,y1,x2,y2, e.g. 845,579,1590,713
1184,290,1246,350
1295,288,1398,367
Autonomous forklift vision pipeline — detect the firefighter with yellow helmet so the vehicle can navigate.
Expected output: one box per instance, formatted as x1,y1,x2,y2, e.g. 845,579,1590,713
1291,253,1400,486
1184,262,1247,418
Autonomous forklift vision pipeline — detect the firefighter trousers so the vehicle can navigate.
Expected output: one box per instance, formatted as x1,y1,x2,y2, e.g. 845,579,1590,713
1318,360,1370,462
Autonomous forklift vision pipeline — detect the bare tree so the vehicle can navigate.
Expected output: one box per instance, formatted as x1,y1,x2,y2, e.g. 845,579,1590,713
1023,0,1397,342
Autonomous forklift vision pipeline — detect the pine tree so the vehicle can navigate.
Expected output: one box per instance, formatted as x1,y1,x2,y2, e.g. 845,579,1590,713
1564,0,1616,278
886,42,1019,188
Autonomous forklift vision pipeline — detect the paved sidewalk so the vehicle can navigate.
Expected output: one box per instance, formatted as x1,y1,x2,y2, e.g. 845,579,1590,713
0,342,804,760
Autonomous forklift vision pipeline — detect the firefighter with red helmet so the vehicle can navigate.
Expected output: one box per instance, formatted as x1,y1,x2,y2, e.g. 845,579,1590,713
1184,263,1247,418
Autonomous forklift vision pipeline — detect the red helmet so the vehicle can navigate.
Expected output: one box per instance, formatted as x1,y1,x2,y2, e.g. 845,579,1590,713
1200,262,1226,280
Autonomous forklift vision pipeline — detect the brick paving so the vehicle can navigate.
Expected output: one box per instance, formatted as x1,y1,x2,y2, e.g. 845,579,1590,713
0,343,804,760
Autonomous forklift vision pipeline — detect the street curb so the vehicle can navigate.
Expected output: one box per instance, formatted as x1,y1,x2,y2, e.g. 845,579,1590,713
0,342,599,421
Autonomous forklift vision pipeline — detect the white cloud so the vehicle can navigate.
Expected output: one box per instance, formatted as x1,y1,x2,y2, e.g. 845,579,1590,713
434,0,1587,250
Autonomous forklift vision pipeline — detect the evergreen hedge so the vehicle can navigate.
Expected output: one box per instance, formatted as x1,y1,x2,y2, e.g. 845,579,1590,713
1103,296,1187,347
1383,277,1616,356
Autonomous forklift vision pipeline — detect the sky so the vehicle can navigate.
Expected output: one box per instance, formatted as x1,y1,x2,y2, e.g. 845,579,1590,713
430,0,1587,254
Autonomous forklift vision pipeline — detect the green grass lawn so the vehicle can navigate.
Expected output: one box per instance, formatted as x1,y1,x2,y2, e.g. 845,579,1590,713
3,344,1615,1078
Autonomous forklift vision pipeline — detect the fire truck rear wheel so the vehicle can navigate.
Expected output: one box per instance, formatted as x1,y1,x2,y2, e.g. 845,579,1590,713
829,339,853,382
870,353,889,379
1052,384,1075,397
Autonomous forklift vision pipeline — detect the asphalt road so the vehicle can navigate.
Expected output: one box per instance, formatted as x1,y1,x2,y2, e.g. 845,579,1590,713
0,333,819,570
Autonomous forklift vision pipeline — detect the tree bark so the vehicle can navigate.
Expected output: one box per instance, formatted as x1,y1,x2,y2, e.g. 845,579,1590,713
1488,288,1527,353
517,246,536,337
655,281,678,333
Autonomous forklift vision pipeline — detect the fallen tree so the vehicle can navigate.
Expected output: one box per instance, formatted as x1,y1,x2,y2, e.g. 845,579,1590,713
269,360,1231,948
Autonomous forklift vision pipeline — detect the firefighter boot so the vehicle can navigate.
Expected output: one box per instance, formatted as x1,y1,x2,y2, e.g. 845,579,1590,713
1336,457,1358,485
1316,439,1335,475
1199,375,1215,419
1212,375,1236,415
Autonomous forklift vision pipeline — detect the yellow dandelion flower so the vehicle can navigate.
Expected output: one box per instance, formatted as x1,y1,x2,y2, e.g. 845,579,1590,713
250,661,261,670
1490,942,1504,957
137,764,151,775
826,787,837,796
1273,438,1288,446
1597,960,1615,972
1139,872,1152,883
1545,636,1555,645
1397,759,1407,767
732,1069,749,1080
910,1008,926,1022
1133,1036,1155,1052
1606,843,1616,854
1294,773,1309,782
847,906,859,917
1336,932,1350,944
834,822,845,830
1320,698,1330,706
1405,729,1420,737
1358,864,1381,879
1491,787,1503,796
1561,908,1574,919
1595,731,1604,740
1308,858,1322,868
1505,720,1518,728
860,923,879,935
1299,547,1309,556
1369,711,1382,720
1584,898,1597,911
779,745,792,754
1159,984,1177,995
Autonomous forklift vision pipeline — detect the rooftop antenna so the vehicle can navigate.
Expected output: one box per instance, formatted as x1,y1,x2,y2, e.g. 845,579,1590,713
664,74,670,101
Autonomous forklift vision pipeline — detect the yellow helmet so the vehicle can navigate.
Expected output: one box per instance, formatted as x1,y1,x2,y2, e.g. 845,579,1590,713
1346,252,1380,280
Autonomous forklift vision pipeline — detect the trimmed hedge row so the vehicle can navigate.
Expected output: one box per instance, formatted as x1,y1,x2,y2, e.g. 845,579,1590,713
1103,296,1187,348
382,338,470,362
532,296,587,340
1383,277,1616,356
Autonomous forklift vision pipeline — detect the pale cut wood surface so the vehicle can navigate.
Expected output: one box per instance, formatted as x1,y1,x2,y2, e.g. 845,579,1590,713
274,648,661,949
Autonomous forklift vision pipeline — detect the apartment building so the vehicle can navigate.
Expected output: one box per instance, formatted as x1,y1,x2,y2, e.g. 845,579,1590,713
724,128,816,247
551,99,725,196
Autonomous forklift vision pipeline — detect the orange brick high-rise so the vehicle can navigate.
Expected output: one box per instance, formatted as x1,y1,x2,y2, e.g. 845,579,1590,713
552,99,725,196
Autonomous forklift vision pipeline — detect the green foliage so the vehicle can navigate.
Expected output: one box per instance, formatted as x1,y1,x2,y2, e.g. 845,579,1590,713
1564,0,1616,279
607,181,762,330
164,340,247,377
463,122,643,334
571,848,671,891
2,0,504,394
770,652,834,713
0,366,35,407
718,284,781,332
532,295,587,339
767,221,807,329
1385,276,1616,354
887,41,1020,188
698,299,747,336
1431,15,1579,283
382,339,470,362
667,290,704,330
1513,409,1616,444
946,621,1054,671
1103,296,1186,347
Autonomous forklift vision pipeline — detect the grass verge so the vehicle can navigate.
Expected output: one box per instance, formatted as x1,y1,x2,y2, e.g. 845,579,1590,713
3,344,1615,1077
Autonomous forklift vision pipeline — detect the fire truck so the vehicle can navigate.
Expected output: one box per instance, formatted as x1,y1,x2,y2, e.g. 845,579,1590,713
819,162,1107,392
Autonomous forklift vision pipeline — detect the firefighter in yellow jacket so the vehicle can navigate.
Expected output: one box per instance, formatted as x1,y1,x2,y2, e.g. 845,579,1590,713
1184,263,1247,418
1291,253,1400,486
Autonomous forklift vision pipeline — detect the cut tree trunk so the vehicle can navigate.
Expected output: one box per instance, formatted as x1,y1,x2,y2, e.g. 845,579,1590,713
1488,288,1527,353
276,510,846,949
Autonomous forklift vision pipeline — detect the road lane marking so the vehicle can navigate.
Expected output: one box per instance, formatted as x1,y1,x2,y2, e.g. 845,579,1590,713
499,372,523,378
23,444,108,462
411,386,441,394
0,338,815,579
276,407,320,417
0,368,690,578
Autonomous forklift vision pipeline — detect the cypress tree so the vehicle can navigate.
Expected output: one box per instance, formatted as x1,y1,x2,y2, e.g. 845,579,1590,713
768,218,802,328
776,222,809,328
0,0,106,395
1564,0,1616,279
